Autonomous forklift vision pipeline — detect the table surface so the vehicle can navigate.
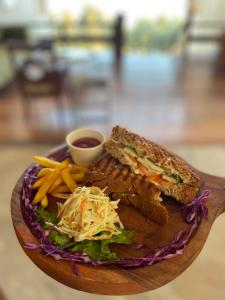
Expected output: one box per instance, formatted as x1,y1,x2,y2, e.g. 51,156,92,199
2,144,225,300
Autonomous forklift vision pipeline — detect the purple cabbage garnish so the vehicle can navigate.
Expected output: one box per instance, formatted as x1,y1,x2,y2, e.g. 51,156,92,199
21,155,209,275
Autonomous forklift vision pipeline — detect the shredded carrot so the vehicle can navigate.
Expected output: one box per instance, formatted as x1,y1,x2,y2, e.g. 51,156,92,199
106,226,113,231
80,199,88,212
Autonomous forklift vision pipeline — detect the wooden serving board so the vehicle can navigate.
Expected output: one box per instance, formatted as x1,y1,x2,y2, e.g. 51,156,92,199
11,146,225,295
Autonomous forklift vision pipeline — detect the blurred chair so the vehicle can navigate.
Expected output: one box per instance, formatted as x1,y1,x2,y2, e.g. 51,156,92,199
16,58,68,121
6,39,54,70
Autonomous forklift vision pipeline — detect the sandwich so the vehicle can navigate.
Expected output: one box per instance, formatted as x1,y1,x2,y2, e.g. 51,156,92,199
104,126,201,204
84,154,168,224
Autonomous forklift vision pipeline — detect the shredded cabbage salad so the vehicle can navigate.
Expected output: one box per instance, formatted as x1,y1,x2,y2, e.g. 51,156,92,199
21,150,209,275
56,186,124,241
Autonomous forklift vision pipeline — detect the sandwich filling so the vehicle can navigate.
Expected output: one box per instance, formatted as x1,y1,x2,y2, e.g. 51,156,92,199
120,145,183,186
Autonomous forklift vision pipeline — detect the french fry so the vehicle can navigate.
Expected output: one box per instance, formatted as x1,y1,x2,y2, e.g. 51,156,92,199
31,176,48,189
33,156,60,168
33,172,58,204
33,160,69,204
31,155,86,208
70,165,86,173
48,176,63,193
41,195,48,208
37,168,54,178
61,167,77,193
71,173,84,182
51,184,70,194
51,193,70,200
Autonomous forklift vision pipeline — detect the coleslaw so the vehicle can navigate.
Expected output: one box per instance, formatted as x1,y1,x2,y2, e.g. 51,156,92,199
56,186,124,242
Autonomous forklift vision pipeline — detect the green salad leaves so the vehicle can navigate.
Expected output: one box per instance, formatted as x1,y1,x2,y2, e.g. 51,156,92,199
36,206,58,228
36,206,134,261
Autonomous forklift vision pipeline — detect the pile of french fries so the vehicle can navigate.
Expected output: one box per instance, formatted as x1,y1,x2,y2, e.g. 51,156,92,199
31,156,85,208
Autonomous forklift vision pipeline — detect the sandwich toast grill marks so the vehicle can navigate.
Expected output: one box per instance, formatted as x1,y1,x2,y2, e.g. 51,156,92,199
84,155,168,225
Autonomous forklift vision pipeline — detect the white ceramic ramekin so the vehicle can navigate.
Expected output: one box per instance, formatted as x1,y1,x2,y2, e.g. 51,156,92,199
66,128,105,167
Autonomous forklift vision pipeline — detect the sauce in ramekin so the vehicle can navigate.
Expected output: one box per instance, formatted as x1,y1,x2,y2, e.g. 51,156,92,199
72,137,101,148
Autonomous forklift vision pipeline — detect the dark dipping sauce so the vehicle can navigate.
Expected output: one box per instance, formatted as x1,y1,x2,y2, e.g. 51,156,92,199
72,137,101,148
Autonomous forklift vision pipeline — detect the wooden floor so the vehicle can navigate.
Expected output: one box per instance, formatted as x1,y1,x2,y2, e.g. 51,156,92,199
1,53,225,144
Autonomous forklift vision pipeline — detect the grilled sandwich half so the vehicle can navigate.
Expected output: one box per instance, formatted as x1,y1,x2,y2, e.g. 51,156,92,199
84,155,168,224
104,126,201,204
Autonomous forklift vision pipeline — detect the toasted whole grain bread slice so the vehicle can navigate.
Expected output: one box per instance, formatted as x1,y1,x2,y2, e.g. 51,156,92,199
104,126,201,204
84,155,168,225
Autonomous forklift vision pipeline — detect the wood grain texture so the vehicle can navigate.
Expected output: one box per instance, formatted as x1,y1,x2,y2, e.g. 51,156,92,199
11,146,225,295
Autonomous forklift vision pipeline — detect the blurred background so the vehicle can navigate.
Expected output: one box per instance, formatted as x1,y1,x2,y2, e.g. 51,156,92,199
1,0,225,299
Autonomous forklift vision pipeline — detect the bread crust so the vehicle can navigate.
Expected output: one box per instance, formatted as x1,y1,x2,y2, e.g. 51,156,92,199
104,126,201,203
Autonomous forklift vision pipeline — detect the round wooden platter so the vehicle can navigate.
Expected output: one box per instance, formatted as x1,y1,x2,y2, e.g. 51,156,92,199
11,145,225,295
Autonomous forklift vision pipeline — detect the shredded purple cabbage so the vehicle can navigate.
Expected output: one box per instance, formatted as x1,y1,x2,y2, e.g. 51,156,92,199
21,153,209,274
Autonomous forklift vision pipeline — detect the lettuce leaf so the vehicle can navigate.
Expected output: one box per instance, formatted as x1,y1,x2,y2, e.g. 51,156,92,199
170,173,183,184
47,229,134,261
36,206,58,228
71,240,117,260
48,230,72,248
